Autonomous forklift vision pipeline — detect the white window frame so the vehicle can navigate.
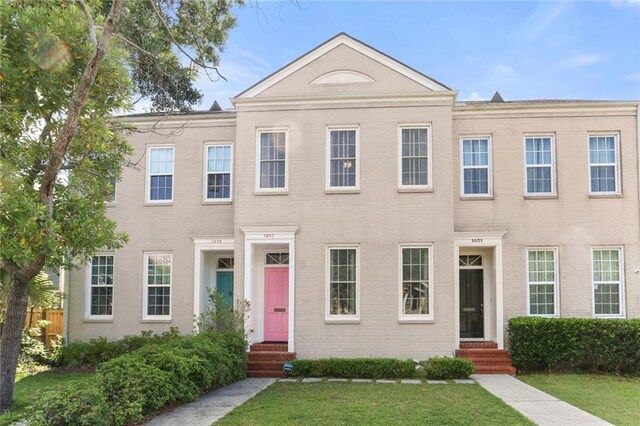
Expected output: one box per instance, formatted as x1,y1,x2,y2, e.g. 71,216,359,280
106,177,117,205
203,142,233,202
85,253,115,320
459,136,492,198
587,133,621,195
326,126,360,192
526,247,559,317
523,135,556,196
143,252,173,320
591,247,625,318
255,128,289,194
145,145,175,204
398,244,434,322
325,244,360,322
397,124,433,191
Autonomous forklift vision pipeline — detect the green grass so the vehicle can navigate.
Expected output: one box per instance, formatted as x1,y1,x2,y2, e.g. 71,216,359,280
0,370,94,426
217,381,535,425
519,374,640,426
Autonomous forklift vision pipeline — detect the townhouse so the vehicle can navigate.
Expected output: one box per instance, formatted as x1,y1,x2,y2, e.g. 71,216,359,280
67,33,640,362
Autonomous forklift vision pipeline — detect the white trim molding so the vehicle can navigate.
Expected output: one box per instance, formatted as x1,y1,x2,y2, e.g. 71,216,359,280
397,123,433,192
192,236,235,322
325,244,361,323
242,227,298,352
525,247,560,317
203,142,233,203
255,128,289,194
398,243,434,323
145,145,175,204
591,246,626,319
310,70,375,85
459,136,493,198
326,125,360,193
84,253,115,321
142,252,173,321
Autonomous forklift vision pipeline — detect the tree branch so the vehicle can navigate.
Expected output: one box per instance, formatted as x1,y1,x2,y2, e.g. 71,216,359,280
76,0,98,48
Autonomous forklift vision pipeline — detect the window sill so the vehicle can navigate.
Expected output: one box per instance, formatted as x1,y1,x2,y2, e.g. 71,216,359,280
460,195,494,201
593,315,626,319
398,318,434,324
325,189,360,195
144,202,173,207
524,195,558,200
105,203,116,208
325,317,360,324
254,191,289,196
202,200,232,205
589,193,623,199
83,318,113,323
141,319,172,323
397,187,433,194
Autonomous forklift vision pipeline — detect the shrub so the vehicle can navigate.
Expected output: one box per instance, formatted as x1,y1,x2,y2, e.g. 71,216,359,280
29,382,111,426
508,317,640,374
289,358,415,379
58,328,180,367
421,357,475,379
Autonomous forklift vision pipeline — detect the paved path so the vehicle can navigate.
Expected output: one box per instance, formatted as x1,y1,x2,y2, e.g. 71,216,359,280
144,378,276,426
472,374,612,426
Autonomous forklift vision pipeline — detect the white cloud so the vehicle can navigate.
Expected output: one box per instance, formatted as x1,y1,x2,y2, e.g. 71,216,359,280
621,72,640,80
464,91,485,101
515,2,569,41
559,53,607,69
610,0,640,8
494,64,514,76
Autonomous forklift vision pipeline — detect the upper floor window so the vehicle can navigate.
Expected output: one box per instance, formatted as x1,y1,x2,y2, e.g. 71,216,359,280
589,135,620,194
147,146,174,203
143,253,172,320
106,177,117,204
399,245,433,321
327,127,359,191
461,137,491,197
205,144,232,201
86,254,114,319
326,245,359,321
592,247,624,318
527,248,558,317
524,136,555,196
398,125,432,190
257,130,287,192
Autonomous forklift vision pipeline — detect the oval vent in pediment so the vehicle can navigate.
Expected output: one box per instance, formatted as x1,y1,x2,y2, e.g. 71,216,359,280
310,70,375,85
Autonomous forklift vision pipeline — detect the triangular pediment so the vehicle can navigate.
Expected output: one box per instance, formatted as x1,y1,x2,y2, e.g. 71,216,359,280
233,33,452,101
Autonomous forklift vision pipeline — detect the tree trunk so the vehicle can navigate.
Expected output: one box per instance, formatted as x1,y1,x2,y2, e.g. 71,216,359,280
0,275,31,412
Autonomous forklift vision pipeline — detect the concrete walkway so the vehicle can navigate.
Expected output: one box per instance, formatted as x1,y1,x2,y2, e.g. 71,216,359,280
144,378,276,426
472,374,612,426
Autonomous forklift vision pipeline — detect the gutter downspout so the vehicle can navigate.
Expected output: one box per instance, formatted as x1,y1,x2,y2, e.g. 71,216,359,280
63,267,70,346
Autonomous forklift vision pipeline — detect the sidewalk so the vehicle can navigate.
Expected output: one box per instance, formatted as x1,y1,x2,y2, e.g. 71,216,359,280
144,378,276,426
472,374,612,426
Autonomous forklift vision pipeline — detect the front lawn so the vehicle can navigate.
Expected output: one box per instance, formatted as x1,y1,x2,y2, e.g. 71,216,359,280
217,381,535,425
519,374,640,426
0,370,94,426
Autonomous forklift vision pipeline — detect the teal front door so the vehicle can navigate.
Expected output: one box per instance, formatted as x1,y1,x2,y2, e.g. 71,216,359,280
216,271,234,308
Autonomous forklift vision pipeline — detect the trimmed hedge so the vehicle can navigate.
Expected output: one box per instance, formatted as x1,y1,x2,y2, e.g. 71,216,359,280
422,357,475,379
508,317,640,374
289,358,415,379
58,328,180,367
29,331,247,425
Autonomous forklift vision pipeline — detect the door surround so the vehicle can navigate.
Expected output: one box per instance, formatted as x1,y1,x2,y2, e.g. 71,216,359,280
454,231,506,349
192,237,235,324
242,227,298,352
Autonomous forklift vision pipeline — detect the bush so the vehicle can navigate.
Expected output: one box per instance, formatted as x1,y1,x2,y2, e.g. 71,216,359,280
508,317,640,374
29,382,111,426
28,331,247,425
421,357,475,379
289,358,415,379
58,328,180,367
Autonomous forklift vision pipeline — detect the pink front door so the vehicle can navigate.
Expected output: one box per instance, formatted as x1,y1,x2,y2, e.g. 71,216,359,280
264,267,289,342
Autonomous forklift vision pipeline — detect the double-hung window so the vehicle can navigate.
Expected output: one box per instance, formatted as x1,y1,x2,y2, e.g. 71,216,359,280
205,144,232,201
589,135,620,194
106,177,117,204
526,249,558,317
592,248,624,317
461,137,491,196
87,254,114,319
524,136,555,195
147,146,174,202
326,246,359,321
327,127,359,191
399,245,433,321
398,125,432,190
144,253,172,319
257,130,287,192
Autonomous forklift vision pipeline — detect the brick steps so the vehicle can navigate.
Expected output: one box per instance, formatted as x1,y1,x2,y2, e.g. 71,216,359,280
456,342,516,376
246,343,295,378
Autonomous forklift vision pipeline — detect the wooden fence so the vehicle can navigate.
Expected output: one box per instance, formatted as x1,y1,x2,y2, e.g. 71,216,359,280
24,309,64,346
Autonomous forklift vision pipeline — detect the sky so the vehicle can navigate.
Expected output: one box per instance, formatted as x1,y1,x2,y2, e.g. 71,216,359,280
141,0,640,111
